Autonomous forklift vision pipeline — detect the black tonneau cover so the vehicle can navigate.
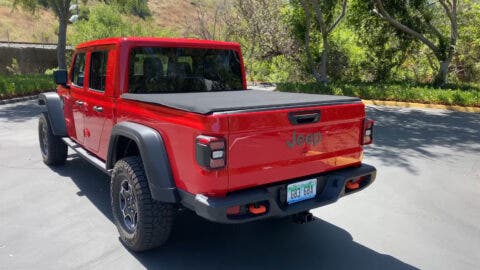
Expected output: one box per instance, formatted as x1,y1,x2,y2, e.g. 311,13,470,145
121,90,361,115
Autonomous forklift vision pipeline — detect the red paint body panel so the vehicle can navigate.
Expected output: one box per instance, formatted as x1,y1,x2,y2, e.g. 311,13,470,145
226,103,365,191
116,100,230,196
58,37,367,198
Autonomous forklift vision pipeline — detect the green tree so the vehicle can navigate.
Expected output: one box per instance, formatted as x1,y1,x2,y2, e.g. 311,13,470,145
224,0,296,81
297,0,348,83
14,0,71,69
371,0,458,86
348,0,420,81
452,0,480,82
105,0,151,19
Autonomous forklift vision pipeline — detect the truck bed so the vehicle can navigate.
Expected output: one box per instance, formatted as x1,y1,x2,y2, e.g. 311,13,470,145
121,90,361,115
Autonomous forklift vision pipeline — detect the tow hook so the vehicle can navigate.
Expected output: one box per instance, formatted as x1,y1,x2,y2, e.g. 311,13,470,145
292,211,315,224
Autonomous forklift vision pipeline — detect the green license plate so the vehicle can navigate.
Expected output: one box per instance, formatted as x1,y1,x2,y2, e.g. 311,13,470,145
287,179,317,204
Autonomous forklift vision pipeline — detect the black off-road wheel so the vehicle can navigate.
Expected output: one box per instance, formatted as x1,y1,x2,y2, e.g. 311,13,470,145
111,156,175,252
38,112,67,166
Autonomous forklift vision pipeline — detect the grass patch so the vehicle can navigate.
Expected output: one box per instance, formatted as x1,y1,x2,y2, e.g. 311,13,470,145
276,81,480,107
0,74,55,99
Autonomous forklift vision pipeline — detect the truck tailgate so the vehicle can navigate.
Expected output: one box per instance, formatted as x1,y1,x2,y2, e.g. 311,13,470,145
227,103,365,192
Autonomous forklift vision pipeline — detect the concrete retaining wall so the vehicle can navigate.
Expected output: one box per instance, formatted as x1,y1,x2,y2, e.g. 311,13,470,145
0,46,58,74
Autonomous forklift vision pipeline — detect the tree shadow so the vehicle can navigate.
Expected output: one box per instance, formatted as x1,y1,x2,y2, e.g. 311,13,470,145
51,156,417,270
0,100,41,122
365,106,480,174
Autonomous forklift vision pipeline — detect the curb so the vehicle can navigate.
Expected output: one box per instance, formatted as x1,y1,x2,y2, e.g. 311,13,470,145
0,95,39,105
363,99,480,113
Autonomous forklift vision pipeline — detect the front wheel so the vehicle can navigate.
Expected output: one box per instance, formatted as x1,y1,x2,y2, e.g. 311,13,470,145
111,156,175,252
38,113,67,166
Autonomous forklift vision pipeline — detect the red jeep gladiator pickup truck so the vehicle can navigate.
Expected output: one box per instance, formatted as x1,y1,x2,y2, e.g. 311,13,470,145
38,37,376,251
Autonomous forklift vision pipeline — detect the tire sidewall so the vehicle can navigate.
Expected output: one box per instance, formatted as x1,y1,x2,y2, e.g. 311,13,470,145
111,157,175,251
38,112,67,165
111,160,144,247
38,114,47,160
38,113,52,164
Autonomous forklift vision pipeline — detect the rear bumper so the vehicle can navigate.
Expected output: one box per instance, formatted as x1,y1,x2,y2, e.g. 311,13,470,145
179,164,376,224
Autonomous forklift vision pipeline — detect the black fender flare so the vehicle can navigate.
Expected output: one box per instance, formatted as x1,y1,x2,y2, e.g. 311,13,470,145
107,122,179,203
38,92,67,137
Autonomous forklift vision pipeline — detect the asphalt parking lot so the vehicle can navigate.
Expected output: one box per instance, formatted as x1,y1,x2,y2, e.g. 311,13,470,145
1,100,479,270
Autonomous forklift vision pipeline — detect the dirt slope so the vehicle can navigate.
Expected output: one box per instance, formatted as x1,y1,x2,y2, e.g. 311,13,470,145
0,0,201,43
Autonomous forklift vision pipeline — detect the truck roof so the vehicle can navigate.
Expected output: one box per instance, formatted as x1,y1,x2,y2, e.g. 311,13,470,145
75,37,242,50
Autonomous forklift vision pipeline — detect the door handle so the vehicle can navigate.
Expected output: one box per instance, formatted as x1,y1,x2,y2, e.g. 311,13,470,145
93,106,103,113
75,100,85,106
288,111,321,125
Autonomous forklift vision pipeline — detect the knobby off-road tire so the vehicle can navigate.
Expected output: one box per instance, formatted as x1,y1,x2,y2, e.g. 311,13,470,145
111,156,175,252
38,112,67,166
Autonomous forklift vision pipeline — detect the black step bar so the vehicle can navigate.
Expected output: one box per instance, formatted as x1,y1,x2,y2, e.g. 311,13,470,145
62,138,111,175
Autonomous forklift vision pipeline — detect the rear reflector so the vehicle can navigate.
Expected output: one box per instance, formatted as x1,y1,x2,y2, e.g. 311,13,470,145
362,119,374,145
226,205,241,215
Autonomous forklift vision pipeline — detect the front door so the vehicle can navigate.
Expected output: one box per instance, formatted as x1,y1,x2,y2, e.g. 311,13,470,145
83,50,114,155
70,52,87,144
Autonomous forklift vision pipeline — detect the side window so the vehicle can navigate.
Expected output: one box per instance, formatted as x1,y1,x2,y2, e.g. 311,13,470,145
89,51,108,92
72,53,86,87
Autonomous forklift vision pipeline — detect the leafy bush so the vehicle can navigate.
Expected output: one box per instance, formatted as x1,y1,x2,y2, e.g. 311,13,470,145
44,68,57,75
69,4,176,46
0,74,55,99
116,0,151,19
6,58,21,75
277,81,480,107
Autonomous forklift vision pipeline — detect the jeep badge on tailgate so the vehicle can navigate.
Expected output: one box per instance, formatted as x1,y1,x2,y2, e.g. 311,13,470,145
287,131,322,148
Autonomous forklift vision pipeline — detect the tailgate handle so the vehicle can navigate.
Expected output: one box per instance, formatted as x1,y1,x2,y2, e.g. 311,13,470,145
288,111,321,125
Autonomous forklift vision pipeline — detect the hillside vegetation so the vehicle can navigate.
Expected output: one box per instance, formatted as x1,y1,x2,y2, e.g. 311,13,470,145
0,2,57,43
0,0,199,43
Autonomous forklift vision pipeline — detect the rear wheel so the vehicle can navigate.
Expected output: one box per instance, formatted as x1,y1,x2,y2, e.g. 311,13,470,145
111,156,175,252
38,113,67,166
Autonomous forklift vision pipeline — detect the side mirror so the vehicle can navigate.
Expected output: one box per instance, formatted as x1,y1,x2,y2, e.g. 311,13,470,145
53,69,68,85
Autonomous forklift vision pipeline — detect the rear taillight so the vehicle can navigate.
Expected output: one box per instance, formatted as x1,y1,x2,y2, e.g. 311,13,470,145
362,119,374,145
196,135,226,170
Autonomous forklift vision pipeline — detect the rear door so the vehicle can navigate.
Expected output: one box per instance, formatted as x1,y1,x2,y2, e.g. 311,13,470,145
82,49,115,156
227,103,366,192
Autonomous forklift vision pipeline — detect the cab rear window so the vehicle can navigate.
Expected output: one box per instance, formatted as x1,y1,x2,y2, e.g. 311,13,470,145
128,47,243,93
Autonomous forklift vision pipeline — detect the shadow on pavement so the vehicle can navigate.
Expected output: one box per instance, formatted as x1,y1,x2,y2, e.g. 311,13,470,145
366,106,480,174
0,101,41,122
52,157,417,270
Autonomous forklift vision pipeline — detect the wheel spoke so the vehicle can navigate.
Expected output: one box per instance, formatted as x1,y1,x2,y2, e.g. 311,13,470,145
40,122,49,155
120,199,127,212
119,180,138,231
120,186,128,199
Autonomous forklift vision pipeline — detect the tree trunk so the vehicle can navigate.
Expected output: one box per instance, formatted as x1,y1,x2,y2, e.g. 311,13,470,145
434,59,451,87
373,0,458,86
304,43,323,83
57,17,68,70
319,34,329,83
